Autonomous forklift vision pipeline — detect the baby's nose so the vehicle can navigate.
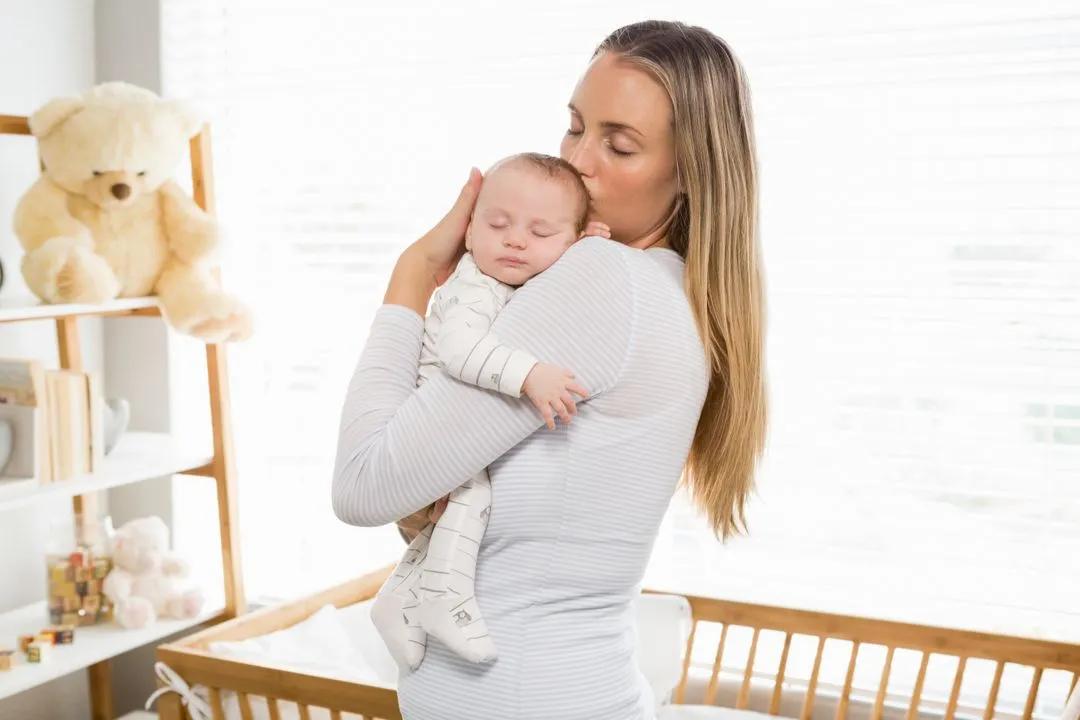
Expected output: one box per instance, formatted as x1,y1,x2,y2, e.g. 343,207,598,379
111,183,131,200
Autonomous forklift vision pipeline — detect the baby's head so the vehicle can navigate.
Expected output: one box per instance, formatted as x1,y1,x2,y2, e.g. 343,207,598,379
466,152,590,286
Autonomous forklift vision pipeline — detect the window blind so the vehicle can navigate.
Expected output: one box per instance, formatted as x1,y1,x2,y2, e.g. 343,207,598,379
160,2,1078,715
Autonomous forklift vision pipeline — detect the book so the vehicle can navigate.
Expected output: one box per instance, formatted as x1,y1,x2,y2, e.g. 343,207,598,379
86,371,105,472
44,369,92,482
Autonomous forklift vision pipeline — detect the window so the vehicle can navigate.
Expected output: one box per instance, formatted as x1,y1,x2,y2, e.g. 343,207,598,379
161,4,1078,711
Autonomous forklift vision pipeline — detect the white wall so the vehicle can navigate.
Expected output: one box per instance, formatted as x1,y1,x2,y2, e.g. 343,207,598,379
0,3,101,718
0,2,212,717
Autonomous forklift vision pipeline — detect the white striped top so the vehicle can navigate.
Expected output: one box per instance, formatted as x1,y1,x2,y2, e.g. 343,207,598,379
333,236,709,719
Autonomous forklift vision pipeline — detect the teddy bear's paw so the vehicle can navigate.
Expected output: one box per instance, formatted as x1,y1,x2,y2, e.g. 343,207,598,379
116,596,156,629
187,295,254,344
53,245,121,305
166,589,205,619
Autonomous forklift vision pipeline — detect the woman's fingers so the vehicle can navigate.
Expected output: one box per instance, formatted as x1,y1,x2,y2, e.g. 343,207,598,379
430,495,449,523
567,381,589,398
435,168,482,240
416,167,484,284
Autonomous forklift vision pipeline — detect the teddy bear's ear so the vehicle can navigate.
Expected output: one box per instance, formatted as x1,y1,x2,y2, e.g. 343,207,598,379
165,99,206,139
29,95,85,138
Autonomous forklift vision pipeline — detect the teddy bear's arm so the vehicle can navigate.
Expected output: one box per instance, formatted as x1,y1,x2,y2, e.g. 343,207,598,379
13,177,93,252
161,552,190,578
160,180,219,264
102,567,135,603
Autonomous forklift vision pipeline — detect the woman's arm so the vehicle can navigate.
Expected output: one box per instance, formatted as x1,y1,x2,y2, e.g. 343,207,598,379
332,236,634,527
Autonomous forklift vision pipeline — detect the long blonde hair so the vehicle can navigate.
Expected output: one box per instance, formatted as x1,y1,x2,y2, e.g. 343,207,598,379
596,21,768,542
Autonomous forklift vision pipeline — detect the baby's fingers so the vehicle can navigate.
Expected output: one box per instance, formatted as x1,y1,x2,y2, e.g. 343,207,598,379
553,399,571,426
532,396,556,429
567,381,589,398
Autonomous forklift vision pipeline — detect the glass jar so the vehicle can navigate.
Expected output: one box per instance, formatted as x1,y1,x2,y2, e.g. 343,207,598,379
44,511,114,626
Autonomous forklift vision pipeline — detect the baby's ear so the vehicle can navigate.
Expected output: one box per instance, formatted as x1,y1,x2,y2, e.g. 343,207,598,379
464,220,473,251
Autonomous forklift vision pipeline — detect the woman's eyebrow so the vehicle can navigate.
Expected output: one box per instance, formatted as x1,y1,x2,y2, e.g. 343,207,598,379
568,102,644,138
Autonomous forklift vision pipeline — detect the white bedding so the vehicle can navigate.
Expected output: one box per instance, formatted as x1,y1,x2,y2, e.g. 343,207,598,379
191,592,693,720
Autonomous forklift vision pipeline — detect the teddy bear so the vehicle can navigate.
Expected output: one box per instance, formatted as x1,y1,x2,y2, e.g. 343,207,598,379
12,81,252,343
101,515,205,629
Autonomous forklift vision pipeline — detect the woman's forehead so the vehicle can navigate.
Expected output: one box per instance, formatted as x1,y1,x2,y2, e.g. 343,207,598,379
570,52,672,138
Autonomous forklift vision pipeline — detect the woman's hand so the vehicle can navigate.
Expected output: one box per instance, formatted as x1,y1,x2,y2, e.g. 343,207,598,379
395,494,449,543
384,168,484,315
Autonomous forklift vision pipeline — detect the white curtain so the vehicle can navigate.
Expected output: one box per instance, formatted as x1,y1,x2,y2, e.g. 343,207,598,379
160,1,1078,715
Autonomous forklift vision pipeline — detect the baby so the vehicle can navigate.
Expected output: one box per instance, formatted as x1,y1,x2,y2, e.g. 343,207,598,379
370,152,609,674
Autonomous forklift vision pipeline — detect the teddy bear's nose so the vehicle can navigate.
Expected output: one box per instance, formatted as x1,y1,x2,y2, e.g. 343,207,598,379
111,183,131,200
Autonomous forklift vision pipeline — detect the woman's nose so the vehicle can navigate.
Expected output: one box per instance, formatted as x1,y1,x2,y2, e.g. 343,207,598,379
565,135,596,178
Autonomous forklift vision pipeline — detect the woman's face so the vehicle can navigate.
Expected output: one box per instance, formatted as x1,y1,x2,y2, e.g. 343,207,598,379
560,51,680,249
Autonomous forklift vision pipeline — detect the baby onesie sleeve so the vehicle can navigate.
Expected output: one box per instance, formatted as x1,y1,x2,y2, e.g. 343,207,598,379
434,265,539,398
332,236,633,527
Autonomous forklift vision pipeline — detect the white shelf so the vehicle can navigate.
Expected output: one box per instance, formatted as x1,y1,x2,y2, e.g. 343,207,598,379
0,295,160,324
0,432,213,513
0,597,224,701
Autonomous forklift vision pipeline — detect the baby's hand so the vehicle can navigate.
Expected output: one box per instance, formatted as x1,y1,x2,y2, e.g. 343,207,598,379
522,363,589,430
581,221,611,239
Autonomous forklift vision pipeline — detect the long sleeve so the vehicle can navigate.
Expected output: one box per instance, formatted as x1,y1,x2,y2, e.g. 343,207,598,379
434,280,538,398
332,236,634,527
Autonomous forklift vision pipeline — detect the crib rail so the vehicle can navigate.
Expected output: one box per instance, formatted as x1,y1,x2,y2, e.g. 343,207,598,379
642,588,1080,720
156,566,401,720
155,566,1080,720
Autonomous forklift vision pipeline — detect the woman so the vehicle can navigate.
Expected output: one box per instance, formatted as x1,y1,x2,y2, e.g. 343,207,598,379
333,19,767,720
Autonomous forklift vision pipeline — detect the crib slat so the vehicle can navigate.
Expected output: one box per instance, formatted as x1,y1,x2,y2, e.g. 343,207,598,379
983,661,1005,720
238,692,254,720
1071,673,1078,696
835,641,861,720
209,687,226,720
297,704,312,720
944,656,967,720
871,646,895,720
906,652,930,720
800,636,826,720
737,627,761,709
675,619,699,704
705,624,730,705
330,710,343,720
770,632,793,716
1021,667,1044,720
267,697,282,720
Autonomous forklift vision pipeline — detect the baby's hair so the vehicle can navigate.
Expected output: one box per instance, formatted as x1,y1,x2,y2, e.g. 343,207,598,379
494,152,591,233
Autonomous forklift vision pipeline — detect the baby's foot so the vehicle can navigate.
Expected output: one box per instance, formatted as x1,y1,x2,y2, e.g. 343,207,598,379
401,594,428,671
371,524,433,673
416,592,497,664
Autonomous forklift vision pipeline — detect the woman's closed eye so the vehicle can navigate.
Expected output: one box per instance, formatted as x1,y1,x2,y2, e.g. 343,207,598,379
564,128,635,157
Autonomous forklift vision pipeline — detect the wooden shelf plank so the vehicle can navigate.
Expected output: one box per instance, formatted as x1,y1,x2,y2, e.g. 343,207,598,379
0,295,161,324
0,432,213,513
0,598,226,701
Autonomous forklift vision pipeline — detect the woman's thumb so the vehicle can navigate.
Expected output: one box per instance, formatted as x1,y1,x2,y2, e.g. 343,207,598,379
454,167,482,214
435,167,482,237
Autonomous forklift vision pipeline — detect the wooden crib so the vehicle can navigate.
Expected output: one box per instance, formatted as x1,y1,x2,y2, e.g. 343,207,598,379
154,564,1080,720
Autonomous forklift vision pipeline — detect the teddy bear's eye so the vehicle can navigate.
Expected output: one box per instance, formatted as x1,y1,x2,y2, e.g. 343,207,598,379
137,171,147,177
92,171,102,177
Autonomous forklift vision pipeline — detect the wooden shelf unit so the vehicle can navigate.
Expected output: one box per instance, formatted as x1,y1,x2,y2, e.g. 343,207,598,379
0,114,245,720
